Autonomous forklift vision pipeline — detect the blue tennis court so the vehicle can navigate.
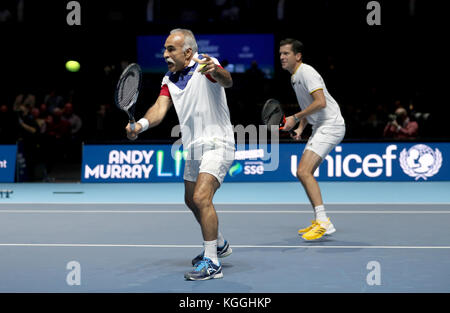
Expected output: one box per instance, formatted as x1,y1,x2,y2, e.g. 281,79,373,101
1,181,449,293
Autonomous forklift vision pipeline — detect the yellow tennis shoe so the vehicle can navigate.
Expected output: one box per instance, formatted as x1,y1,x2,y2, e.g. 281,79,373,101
298,220,317,234
301,218,336,240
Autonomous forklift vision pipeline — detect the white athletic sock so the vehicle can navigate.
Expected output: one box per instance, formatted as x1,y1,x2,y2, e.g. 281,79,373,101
203,240,219,264
314,205,328,222
217,231,225,248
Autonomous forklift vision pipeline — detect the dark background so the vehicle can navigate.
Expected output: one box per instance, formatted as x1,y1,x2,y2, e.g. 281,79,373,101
0,0,447,181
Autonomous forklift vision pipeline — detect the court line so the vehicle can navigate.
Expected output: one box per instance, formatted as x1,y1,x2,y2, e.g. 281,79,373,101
0,243,449,249
0,210,449,214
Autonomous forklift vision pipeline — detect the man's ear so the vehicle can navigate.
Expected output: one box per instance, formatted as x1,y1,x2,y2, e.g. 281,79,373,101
296,53,302,62
184,48,193,59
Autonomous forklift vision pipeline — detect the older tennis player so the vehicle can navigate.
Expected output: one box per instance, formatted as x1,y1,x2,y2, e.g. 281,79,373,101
125,29,235,280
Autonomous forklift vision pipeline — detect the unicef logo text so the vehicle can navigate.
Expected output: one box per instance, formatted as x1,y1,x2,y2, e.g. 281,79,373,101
289,144,443,180
400,144,442,180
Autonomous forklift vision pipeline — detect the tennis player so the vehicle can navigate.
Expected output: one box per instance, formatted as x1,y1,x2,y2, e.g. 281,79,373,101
280,38,345,240
125,29,235,280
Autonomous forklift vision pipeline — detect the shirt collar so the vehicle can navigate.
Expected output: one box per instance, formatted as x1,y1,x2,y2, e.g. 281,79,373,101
172,53,199,77
187,52,199,68
292,62,303,76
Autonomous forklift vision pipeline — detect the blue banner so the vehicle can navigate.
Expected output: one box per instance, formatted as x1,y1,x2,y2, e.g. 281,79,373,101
82,144,185,183
228,142,450,182
81,143,450,182
137,34,274,76
0,145,17,183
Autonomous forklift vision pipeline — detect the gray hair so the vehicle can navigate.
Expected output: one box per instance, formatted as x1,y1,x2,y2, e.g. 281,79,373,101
170,28,198,54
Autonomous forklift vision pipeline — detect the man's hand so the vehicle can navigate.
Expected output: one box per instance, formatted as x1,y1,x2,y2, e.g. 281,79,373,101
125,122,142,141
291,128,303,141
193,54,219,75
193,53,232,87
282,115,297,132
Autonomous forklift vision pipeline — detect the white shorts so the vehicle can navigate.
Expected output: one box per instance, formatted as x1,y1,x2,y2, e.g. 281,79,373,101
305,124,345,159
184,144,235,186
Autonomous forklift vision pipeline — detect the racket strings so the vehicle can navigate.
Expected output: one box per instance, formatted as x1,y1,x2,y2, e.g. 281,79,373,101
118,73,139,110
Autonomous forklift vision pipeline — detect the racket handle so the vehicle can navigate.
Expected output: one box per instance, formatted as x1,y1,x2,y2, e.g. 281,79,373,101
280,115,297,137
130,121,136,131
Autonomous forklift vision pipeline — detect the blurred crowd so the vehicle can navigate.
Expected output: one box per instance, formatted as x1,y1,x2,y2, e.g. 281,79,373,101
0,92,82,181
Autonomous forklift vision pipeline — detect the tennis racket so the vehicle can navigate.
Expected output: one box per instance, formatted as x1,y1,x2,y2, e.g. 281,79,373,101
115,63,142,131
261,98,296,136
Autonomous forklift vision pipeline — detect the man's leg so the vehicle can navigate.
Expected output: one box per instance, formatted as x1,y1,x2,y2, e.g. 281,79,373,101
296,149,335,240
296,149,323,207
185,178,228,245
192,172,220,242
184,179,201,224
184,173,224,280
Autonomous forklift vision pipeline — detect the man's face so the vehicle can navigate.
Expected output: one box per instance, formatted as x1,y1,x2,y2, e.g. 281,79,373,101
395,108,407,123
163,33,192,72
279,44,301,73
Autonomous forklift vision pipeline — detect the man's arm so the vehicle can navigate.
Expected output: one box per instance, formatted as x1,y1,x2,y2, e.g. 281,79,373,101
142,95,173,128
209,66,233,88
293,89,326,120
283,89,326,131
126,95,172,140
296,116,308,133
193,54,233,88
291,116,308,141
398,121,419,137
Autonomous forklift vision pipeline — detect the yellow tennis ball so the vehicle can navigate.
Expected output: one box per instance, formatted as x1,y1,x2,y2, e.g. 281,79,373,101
198,63,207,73
66,60,80,72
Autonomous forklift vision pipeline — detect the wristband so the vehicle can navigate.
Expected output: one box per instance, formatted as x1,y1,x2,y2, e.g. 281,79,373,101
293,115,300,123
137,118,149,133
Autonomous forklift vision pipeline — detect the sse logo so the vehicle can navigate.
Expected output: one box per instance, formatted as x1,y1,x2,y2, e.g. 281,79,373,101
229,163,243,177
229,162,264,176
244,161,264,175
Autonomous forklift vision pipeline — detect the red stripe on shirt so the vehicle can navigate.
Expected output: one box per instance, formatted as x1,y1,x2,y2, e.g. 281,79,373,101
159,84,171,98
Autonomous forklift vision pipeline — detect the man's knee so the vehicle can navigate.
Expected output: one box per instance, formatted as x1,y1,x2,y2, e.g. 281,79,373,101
192,190,211,210
296,167,313,181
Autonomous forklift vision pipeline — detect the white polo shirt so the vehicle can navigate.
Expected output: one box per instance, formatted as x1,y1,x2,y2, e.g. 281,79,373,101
161,53,235,150
291,63,345,127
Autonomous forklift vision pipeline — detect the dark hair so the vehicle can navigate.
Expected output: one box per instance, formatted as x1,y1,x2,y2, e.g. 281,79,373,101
280,38,304,55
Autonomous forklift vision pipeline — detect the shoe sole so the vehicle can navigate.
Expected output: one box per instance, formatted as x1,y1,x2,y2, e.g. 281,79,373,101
301,224,336,241
185,272,224,281
298,225,336,236
302,231,333,241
